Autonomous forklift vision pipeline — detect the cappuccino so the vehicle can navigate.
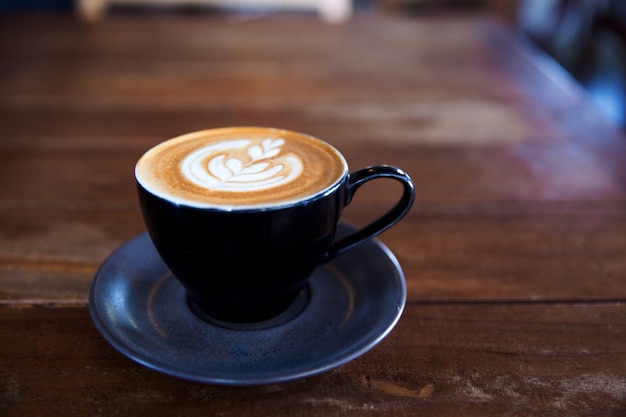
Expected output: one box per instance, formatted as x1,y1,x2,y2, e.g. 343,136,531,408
135,127,348,209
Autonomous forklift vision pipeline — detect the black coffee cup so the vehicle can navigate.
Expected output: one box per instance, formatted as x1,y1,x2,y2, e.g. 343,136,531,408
135,127,414,323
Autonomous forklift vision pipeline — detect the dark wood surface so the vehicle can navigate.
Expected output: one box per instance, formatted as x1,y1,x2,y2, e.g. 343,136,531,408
2,10,626,416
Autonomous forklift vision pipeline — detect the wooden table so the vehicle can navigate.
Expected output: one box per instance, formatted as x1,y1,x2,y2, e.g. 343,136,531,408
2,10,626,416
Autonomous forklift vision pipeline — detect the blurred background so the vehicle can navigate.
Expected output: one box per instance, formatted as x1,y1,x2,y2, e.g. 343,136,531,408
2,0,624,128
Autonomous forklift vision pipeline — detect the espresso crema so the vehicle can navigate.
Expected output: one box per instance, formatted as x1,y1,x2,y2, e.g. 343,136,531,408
135,127,348,209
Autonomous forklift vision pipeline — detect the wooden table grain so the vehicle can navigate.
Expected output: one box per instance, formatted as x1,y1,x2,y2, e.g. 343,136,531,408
1,10,626,416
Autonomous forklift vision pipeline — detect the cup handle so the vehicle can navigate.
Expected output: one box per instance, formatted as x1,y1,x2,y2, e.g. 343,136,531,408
325,165,415,261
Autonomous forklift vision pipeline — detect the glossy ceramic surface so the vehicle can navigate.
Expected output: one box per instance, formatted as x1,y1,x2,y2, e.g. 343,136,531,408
89,223,406,385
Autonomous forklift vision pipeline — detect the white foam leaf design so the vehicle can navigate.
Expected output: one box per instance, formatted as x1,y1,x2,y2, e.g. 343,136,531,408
208,155,232,180
262,148,280,159
225,158,243,174
180,138,302,192
227,164,284,182
239,162,270,174
248,145,263,159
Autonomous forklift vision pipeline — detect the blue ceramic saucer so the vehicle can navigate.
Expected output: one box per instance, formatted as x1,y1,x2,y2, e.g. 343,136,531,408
89,222,406,386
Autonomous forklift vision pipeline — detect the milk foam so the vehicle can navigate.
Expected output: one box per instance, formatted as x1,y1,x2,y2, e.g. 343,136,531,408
180,138,303,192
135,128,348,210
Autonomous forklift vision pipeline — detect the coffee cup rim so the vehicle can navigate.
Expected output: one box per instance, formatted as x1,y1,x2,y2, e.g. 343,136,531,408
135,127,349,211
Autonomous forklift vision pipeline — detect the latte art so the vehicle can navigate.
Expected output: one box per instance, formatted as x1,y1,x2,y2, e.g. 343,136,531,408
135,127,348,209
181,138,303,192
